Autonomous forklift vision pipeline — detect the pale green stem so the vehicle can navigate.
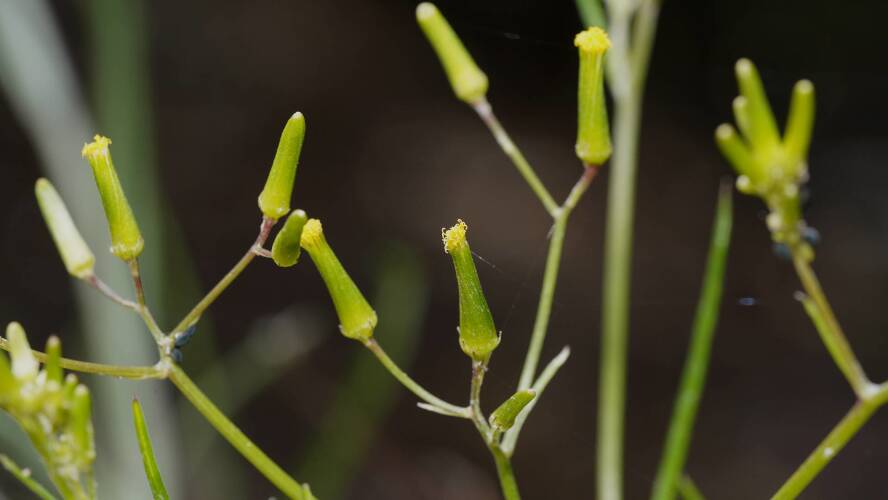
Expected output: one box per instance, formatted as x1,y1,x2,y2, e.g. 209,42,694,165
490,445,522,500
0,454,58,500
470,360,492,440
518,166,598,391
472,99,559,216
127,259,165,343
168,365,309,500
651,186,732,500
592,1,660,497
791,252,869,396
502,346,571,455
677,476,705,500
363,338,470,418
0,338,164,379
172,217,275,335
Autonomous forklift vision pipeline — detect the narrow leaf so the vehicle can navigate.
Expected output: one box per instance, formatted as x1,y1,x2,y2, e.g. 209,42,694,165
132,399,169,500
0,454,58,500
650,183,732,500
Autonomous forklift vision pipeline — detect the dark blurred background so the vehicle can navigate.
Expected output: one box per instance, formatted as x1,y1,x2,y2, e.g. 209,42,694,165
2,0,888,498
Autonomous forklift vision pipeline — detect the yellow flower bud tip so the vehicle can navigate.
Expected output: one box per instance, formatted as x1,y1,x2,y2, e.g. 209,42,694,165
5,322,37,380
258,112,306,220
416,2,488,104
300,218,324,250
442,219,468,254
80,135,111,160
574,27,610,54
35,178,96,279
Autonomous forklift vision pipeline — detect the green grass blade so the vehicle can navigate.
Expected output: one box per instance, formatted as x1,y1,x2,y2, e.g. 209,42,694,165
0,454,58,500
132,399,170,500
650,183,733,500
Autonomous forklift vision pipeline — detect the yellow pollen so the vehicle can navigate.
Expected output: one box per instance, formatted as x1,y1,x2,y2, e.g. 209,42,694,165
300,218,324,249
442,219,467,254
81,135,112,160
574,27,610,54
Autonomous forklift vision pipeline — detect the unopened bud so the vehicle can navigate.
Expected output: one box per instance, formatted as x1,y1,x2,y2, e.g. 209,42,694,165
301,219,377,341
70,385,96,463
271,209,308,268
574,27,612,165
82,135,144,261
258,112,306,220
45,336,62,385
443,220,499,361
489,389,536,431
783,80,815,170
734,59,780,155
5,322,37,380
416,3,488,104
35,179,95,279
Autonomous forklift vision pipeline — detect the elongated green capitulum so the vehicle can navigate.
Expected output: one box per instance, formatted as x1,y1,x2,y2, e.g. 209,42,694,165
70,385,95,464
783,79,815,170
81,135,144,261
300,219,377,341
45,336,62,385
258,112,306,220
734,59,781,156
416,3,488,104
5,322,37,380
271,209,308,268
489,389,536,432
35,178,96,279
443,220,500,360
574,27,612,165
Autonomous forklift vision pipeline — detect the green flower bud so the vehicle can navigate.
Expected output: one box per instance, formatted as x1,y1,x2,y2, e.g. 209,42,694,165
6,322,37,380
301,219,377,341
783,79,815,171
0,350,12,400
258,112,306,220
443,220,499,361
574,27,612,165
70,385,96,463
45,336,62,385
35,179,95,279
489,389,536,432
271,209,308,268
714,124,759,191
81,135,144,261
734,59,780,156
416,3,488,104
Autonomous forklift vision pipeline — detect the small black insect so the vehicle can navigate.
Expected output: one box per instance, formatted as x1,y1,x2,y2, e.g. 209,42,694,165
175,324,198,348
171,348,184,364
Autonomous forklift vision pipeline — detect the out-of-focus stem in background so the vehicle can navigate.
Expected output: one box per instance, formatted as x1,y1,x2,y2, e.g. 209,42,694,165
576,1,660,499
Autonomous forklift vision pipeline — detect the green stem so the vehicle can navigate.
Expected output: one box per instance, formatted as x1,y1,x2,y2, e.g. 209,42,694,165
490,445,522,500
472,99,560,216
771,399,880,500
651,186,732,500
592,0,660,496
791,252,869,396
168,365,308,499
172,217,275,335
363,339,469,418
0,454,58,500
0,338,163,379
517,166,598,391
128,259,165,342
470,360,491,439
677,476,705,500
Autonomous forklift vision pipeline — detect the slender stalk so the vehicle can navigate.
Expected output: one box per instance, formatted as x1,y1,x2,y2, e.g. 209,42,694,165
589,1,660,497
0,454,58,500
0,338,164,379
651,186,733,500
172,217,275,334
363,339,469,418
677,476,705,500
472,99,559,216
168,365,308,500
85,274,138,311
490,445,522,500
771,400,877,500
517,166,598,390
127,259,164,342
470,360,491,439
791,252,869,396
502,346,571,455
